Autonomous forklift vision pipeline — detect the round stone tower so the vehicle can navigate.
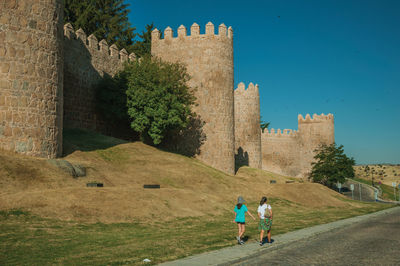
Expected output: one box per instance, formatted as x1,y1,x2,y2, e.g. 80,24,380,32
151,22,235,174
297,113,335,176
0,0,64,157
234,82,262,170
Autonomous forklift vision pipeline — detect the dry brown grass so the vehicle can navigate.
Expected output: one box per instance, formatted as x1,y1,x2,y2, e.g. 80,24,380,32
354,164,400,186
0,131,394,265
0,130,376,224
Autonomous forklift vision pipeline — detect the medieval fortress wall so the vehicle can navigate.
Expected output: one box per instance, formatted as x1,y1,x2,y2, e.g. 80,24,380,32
63,23,135,132
262,128,300,177
152,23,236,174
234,82,261,169
0,0,64,158
0,0,334,178
297,113,335,176
152,23,334,176
262,114,335,177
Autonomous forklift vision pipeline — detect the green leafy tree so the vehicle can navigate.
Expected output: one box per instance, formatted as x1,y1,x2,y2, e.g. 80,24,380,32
309,143,355,187
64,0,136,53
125,56,196,145
132,23,154,57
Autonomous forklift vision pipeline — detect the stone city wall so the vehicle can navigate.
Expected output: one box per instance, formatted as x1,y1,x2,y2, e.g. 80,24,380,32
297,113,335,177
63,23,136,133
0,0,64,157
234,82,261,170
0,0,336,178
151,22,235,174
261,113,334,177
262,128,300,177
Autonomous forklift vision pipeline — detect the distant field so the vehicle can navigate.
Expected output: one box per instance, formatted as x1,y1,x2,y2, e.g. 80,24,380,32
354,164,400,187
0,129,395,265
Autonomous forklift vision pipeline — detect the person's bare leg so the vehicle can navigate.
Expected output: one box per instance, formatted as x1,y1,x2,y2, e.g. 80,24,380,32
267,230,271,243
260,229,264,242
240,224,245,238
237,223,242,239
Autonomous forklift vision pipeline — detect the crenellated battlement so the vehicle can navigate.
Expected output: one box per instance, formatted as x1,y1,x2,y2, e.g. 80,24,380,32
152,21,235,174
298,113,334,123
62,23,137,133
262,112,334,177
1,2,336,178
262,128,298,138
234,82,259,95
63,23,136,63
152,22,233,41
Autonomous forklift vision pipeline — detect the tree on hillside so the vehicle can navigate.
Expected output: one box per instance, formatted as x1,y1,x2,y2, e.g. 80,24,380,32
132,23,154,57
309,143,355,187
125,56,196,145
64,0,136,53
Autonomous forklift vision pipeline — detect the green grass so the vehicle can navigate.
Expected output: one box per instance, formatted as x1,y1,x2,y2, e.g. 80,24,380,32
377,183,398,201
353,177,399,201
0,201,392,265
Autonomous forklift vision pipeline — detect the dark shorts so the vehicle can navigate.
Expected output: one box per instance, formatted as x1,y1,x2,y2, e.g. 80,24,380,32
236,222,245,225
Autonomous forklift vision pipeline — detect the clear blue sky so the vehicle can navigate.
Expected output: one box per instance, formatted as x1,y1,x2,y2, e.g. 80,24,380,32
126,0,400,165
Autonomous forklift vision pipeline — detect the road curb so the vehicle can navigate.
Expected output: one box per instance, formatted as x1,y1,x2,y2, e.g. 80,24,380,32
159,206,400,266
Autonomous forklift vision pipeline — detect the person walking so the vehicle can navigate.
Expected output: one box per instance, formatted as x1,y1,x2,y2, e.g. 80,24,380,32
258,196,273,246
234,196,256,245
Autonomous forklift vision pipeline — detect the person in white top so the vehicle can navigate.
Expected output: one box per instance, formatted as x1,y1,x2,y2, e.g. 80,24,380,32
257,196,273,246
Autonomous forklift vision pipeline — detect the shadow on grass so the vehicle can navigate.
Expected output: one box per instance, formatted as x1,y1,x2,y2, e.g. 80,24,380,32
63,128,129,156
158,116,206,157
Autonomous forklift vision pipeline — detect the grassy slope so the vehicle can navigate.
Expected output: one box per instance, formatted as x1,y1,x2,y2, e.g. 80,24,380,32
354,164,400,187
0,129,394,265
1,128,355,223
353,177,398,201
354,164,399,201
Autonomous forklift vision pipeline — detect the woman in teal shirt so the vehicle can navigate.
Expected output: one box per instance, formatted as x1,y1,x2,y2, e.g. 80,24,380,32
234,196,256,245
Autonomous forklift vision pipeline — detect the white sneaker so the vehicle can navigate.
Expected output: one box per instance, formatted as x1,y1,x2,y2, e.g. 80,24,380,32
236,236,241,244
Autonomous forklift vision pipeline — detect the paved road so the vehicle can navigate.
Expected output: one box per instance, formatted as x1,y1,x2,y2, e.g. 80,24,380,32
232,207,400,265
342,180,376,202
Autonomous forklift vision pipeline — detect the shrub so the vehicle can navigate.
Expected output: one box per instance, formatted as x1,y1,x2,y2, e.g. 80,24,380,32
125,56,196,145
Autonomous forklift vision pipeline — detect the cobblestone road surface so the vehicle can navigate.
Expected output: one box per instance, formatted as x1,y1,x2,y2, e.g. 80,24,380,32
233,207,400,265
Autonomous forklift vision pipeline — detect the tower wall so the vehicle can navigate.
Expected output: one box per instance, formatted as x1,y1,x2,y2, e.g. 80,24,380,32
261,113,334,177
63,23,135,133
151,23,235,174
234,82,261,170
297,113,335,176
0,0,64,157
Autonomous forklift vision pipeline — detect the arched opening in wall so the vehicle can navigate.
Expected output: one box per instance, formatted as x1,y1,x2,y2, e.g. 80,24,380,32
235,147,249,173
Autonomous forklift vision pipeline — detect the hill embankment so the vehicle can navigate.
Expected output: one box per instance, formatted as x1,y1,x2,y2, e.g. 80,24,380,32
0,129,362,223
